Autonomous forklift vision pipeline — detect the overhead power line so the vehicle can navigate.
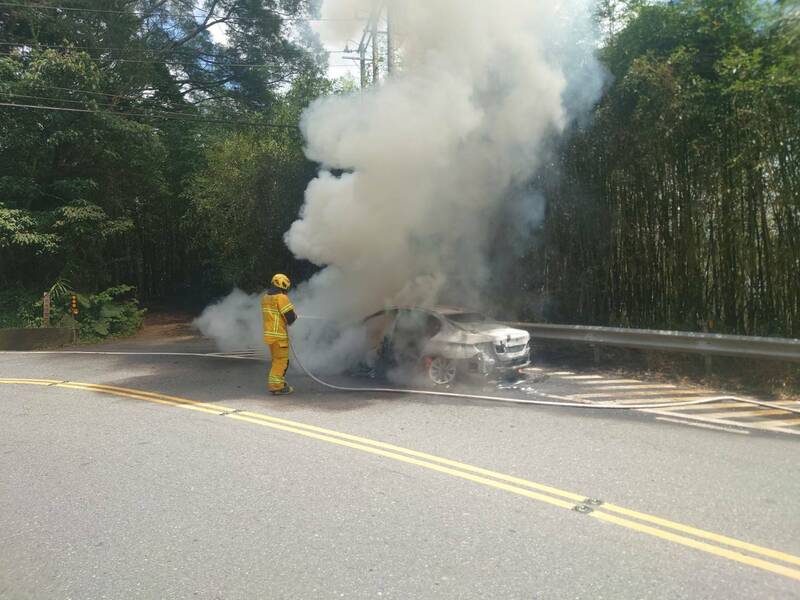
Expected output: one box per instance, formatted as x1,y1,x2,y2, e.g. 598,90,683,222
1,45,352,68
14,84,162,100
0,41,351,55
1,92,197,115
4,84,296,104
0,2,366,23
0,101,300,130
2,92,111,105
3,49,290,67
0,92,317,122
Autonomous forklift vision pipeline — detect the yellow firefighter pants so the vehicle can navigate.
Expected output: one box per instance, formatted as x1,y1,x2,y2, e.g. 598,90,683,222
267,340,290,391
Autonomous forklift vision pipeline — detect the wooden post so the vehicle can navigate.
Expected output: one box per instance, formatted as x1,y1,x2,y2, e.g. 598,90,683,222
42,292,50,328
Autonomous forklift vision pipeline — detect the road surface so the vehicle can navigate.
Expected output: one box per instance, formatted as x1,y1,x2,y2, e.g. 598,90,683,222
1,330,798,599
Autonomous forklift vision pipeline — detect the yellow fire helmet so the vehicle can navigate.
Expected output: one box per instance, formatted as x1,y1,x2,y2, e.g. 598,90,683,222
271,273,291,290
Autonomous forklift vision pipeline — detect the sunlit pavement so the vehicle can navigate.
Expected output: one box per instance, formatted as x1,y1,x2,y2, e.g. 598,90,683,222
1,338,799,599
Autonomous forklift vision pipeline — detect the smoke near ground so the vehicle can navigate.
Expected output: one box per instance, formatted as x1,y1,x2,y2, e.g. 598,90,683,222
196,0,603,363
194,289,264,353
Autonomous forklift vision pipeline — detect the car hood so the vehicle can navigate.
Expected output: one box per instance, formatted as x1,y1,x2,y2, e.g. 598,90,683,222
439,322,530,346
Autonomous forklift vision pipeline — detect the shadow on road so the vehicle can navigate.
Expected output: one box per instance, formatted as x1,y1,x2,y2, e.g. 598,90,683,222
36,351,386,413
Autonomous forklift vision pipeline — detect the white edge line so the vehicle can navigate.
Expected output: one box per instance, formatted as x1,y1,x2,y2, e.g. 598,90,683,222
655,417,750,434
645,409,800,435
591,385,678,390
577,379,643,384
768,426,800,434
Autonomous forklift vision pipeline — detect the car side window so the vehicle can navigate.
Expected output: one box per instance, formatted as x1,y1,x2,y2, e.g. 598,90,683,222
391,310,440,337
424,314,442,338
391,311,442,343
394,310,422,334
364,310,396,348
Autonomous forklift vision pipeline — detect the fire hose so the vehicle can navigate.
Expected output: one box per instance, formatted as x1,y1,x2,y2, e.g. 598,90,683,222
10,348,794,414
290,345,800,414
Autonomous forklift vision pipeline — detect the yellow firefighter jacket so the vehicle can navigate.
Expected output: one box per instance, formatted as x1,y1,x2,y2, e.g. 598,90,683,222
262,291,295,342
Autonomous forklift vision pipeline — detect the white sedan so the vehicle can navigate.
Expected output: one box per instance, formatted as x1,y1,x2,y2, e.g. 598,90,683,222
362,306,531,386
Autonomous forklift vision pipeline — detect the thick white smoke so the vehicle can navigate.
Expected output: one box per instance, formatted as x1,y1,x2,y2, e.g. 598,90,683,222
287,0,602,320
193,289,264,353
195,0,603,363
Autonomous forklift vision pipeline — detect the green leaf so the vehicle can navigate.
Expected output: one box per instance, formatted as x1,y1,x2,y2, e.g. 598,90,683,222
99,304,124,319
92,321,109,336
76,293,91,308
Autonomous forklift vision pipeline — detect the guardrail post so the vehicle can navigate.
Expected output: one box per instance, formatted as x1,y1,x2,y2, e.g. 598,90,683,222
703,323,713,377
592,345,601,364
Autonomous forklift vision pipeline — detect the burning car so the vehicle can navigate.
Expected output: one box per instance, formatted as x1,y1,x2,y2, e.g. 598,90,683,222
361,307,531,386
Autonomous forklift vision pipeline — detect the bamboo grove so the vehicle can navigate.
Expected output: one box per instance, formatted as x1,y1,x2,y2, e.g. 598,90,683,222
530,0,800,337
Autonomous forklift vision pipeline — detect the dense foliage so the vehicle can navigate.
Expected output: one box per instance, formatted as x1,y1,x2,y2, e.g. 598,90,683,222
0,282,145,340
0,0,328,316
524,0,800,337
1,0,798,339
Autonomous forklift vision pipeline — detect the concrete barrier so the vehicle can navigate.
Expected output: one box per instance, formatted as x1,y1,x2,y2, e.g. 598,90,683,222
0,328,74,351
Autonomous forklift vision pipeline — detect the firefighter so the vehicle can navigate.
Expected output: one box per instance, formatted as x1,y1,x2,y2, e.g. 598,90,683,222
262,273,297,395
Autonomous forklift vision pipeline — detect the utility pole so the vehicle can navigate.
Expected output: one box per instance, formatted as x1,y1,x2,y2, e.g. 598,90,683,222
359,43,367,90
371,12,379,85
352,15,372,92
386,0,394,75
351,3,389,91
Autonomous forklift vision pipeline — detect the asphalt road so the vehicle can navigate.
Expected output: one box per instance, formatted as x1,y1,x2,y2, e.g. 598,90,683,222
1,332,799,599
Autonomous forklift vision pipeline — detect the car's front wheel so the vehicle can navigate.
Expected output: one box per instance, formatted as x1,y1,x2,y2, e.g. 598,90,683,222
424,356,457,386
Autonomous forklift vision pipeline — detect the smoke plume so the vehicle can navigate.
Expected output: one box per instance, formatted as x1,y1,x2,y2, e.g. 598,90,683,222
287,0,602,320
196,0,603,359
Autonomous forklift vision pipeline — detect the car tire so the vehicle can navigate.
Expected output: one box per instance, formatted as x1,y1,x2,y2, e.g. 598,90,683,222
424,356,458,386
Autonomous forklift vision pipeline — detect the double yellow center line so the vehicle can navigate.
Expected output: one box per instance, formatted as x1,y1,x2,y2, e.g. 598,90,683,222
2,377,800,582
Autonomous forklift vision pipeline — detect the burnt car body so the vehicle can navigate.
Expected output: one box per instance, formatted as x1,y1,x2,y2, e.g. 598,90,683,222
362,307,531,385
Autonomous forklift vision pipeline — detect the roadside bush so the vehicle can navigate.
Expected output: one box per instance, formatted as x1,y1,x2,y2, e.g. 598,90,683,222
0,284,145,342
72,285,146,341
0,287,39,328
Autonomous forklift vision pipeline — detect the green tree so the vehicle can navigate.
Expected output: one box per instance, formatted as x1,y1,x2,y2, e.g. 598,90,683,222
521,0,800,337
0,0,330,310
185,74,339,291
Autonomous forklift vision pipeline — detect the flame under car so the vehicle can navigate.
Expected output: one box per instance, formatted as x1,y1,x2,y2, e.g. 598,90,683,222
361,307,531,386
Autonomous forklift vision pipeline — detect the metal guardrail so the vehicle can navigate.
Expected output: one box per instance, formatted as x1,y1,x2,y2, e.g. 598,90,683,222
505,322,800,363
